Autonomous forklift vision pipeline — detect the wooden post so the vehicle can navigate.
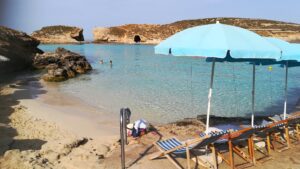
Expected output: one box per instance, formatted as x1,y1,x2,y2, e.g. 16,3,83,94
285,127,291,148
228,140,234,169
266,135,271,155
250,136,256,164
248,138,252,157
186,145,191,169
297,124,300,141
211,145,218,169
165,154,182,169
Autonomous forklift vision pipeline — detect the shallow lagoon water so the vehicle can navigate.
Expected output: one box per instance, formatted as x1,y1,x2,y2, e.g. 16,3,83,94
39,44,300,123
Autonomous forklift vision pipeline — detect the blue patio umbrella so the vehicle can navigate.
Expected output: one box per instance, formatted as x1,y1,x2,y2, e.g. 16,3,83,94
155,22,282,132
264,38,300,120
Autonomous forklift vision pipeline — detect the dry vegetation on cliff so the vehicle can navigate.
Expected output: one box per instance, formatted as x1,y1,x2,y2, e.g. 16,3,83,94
93,17,300,44
31,25,84,44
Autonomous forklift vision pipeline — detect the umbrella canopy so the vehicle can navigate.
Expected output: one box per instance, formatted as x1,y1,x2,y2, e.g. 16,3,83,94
265,37,300,61
155,22,281,59
155,22,282,132
264,37,300,120
0,55,9,62
285,44,300,61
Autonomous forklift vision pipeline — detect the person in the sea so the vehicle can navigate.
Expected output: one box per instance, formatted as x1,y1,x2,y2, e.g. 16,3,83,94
110,60,113,66
99,59,104,64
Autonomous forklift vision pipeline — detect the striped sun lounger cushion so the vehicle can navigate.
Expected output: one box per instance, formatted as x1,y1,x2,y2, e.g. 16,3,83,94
199,130,230,143
199,130,229,138
275,123,285,127
263,122,285,133
156,138,188,154
157,130,232,154
254,125,266,128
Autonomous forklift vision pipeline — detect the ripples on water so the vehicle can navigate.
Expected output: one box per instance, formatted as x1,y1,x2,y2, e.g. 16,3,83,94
39,44,300,123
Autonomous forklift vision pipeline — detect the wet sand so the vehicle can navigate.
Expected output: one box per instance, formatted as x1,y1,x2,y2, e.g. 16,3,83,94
22,80,119,140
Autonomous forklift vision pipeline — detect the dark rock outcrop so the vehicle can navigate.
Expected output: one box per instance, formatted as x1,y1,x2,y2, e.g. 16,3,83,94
31,26,84,44
33,48,92,82
93,17,300,44
0,26,43,75
196,115,269,126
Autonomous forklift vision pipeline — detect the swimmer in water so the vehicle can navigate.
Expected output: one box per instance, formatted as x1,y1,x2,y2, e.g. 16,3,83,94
99,59,104,64
109,60,113,68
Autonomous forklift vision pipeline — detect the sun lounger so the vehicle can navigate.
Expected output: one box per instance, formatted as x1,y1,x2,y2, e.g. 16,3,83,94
252,122,284,163
268,113,299,122
267,115,300,147
285,116,300,144
255,120,289,155
213,126,265,169
149,131,228,169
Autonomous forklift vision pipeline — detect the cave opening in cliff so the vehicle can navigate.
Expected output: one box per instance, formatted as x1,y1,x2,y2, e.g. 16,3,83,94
134,35,141,43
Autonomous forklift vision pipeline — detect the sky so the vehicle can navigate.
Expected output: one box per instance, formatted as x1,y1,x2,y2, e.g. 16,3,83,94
1,0,300,40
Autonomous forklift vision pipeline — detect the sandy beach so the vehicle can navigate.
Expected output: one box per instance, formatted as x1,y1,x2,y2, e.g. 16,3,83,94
1,73,300,169
0,73,120,169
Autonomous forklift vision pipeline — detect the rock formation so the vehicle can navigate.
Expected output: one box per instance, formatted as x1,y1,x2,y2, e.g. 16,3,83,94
0,26,43,75
31,26,84,44
93,17,300,44
93,24,164,44
33,48,92,82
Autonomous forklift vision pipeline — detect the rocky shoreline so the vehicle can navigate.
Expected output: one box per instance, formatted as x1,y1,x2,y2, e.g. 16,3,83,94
0,26,43,75
0,26,93,82
33,48,92,82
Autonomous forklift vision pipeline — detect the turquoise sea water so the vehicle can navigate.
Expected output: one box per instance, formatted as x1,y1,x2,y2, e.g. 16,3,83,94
39,44,300,123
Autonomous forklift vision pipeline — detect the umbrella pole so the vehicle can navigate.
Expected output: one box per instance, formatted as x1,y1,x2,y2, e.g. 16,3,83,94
251,64,256,127
283,61,289,120
206,58,216,133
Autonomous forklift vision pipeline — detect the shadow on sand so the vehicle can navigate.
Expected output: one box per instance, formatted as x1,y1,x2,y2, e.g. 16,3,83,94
126,128,163,168
0,73,47,156
258,87,300,117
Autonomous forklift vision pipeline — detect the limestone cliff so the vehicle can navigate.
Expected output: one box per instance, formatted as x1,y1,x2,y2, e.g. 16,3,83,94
93,17,300,44
0,26,43,75
31,26,84,44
